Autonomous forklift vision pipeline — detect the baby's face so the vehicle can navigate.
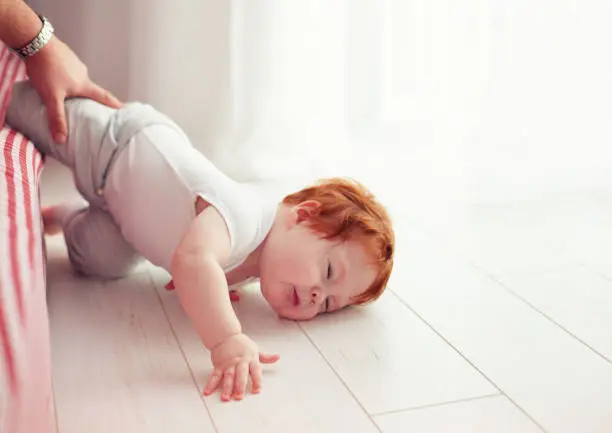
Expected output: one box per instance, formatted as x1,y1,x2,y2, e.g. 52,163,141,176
259,211,376,321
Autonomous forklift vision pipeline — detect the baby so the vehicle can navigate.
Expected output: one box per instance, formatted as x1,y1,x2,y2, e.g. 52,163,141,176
6,81,395,402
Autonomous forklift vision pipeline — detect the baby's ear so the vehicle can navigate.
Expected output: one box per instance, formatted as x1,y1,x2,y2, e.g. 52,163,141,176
294,200,321,223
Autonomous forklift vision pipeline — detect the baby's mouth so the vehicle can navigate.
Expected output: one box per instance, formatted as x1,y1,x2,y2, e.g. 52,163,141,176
292,287,300,306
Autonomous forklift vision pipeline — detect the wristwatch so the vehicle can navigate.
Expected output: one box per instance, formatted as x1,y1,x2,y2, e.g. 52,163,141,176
14,14,54,58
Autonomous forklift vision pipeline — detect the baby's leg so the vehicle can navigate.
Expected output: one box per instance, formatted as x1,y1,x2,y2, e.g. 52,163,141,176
6,81,115,203
57,205,142,279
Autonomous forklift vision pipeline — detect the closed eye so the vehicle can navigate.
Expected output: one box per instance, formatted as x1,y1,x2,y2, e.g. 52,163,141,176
327,262,333,279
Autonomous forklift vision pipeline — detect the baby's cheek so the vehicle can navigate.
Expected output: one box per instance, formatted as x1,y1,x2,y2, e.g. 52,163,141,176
273,249,318,287
278,256,306,278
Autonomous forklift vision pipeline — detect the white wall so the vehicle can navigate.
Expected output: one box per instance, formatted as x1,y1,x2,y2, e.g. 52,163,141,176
371,0,612,202
215,1,349,181
29,1,612,202
29,0,233,162
29,0,351,183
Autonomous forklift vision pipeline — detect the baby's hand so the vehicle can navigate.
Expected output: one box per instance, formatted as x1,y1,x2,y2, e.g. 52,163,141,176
203,333,279,401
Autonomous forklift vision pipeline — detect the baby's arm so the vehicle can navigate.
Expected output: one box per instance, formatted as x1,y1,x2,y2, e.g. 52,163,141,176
171,206,279,401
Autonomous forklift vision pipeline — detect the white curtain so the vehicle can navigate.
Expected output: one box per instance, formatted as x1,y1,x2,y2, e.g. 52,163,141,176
34,0,612,202
216,1,350,182
352,0,612,202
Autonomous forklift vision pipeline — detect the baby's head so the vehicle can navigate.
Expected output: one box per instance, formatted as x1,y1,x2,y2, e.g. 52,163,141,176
258,178,394,320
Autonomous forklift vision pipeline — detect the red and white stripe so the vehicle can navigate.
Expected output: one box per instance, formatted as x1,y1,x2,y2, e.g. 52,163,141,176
0,44,53,433
0,46,25,124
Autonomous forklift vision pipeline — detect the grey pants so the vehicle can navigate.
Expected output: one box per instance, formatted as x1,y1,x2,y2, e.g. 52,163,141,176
6,81,164,278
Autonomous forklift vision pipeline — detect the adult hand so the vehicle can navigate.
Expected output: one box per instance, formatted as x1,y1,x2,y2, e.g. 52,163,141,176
24,36,122,144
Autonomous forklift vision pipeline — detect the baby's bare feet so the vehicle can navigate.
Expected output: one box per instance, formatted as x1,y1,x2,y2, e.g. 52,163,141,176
41,206,62,235
41,203,86,236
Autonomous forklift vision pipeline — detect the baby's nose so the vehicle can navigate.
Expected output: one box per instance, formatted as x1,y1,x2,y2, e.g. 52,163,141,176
309,287,323,304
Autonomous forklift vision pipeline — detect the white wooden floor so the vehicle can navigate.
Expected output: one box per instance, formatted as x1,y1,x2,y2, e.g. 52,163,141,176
40,159,612,433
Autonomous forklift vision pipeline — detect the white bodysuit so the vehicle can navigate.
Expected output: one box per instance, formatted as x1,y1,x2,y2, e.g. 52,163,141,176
104,123,277,273
6,81,278,278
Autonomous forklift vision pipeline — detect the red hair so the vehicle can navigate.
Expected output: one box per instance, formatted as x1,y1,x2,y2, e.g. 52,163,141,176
282,177,394,304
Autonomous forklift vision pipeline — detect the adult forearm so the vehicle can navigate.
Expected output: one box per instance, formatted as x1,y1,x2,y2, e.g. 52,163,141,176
172,253,242,350
0,0,44,49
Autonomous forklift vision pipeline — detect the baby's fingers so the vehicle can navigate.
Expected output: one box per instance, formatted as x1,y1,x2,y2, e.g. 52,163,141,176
249,361,263,394
259,352,280,364
221,366,236,402
203,368,223,396
233,361,249,400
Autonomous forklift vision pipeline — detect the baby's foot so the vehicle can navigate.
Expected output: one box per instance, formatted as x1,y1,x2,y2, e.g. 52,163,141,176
41,206,63,235
41,203,86,236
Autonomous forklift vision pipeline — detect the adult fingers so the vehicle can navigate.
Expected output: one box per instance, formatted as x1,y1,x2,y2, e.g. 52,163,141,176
81,82,123,109
43,91,67,144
